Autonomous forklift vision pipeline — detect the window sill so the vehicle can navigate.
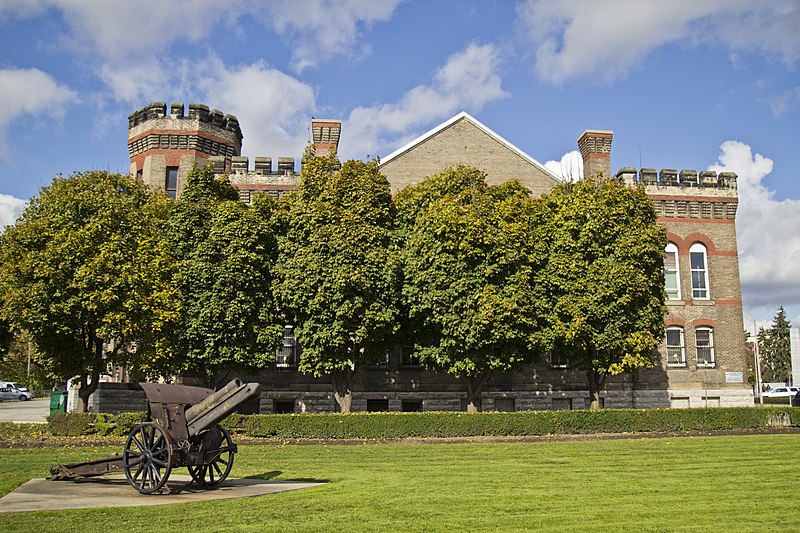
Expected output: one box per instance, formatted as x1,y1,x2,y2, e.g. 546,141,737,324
696,363,716,369
667,363,687,369
690,299,715,306
666,300,685,306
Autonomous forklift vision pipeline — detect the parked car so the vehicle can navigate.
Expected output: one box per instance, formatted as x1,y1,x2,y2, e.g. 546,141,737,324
0,382,34,401
762,386,800,398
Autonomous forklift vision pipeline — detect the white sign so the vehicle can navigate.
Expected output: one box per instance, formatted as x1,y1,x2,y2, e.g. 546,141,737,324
725,372,744,383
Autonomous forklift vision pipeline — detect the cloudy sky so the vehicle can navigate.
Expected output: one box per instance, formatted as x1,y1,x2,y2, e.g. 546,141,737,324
0,0,798,327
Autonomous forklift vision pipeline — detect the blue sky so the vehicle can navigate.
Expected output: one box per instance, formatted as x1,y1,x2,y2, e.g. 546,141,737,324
0,0,799,327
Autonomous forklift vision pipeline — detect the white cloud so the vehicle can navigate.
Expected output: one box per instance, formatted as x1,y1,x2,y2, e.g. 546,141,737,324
26,0,242,60
263,0,403,72
343,43,508,159
1,1,399,101
199,60,316,158
516,0,799,84
708,140,800,316
0,0,51,20
544,150,583,182
0,194,27,230
767,86,800,117
0,67,78,157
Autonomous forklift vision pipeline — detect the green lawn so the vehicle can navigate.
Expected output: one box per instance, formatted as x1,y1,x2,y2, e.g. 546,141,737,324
1,434,798,532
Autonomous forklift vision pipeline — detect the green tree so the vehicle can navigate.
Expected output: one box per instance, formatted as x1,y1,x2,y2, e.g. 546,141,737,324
276,151,400,412
166,165,284,384
397,166,548,412
758,307,791,383
0,330,53,393
0,171,179,410
538,176,667,410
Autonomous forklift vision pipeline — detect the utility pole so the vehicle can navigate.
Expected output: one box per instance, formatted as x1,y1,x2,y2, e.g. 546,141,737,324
26,337,31,390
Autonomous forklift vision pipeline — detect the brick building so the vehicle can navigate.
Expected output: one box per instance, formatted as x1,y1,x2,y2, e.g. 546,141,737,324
128,101,753,412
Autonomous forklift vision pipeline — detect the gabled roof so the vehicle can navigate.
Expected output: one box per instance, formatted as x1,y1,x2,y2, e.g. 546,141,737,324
380,111,561,182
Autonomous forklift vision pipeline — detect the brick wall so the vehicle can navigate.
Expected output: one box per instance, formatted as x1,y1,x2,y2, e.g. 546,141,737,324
380,116,558,196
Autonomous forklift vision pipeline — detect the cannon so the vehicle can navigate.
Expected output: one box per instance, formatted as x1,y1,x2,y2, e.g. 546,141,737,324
49,379,260,494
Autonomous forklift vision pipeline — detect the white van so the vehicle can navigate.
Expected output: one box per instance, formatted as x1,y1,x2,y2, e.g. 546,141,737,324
0,382,34,401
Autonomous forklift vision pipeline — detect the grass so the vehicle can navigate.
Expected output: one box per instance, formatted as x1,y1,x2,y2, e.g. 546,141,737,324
1,434,799,531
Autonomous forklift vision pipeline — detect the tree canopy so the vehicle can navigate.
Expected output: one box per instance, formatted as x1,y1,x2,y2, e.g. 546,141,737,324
0,171,179,409
758,306,792,384
537,176,667,410
166,165,284,384
397,166,548,411
276,151,400,412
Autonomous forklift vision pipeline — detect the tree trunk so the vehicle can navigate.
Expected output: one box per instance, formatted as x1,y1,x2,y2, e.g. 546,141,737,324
331,367,355,413
76,371,100,413
586,367,607,411
76,334,103,413
465,372,492,413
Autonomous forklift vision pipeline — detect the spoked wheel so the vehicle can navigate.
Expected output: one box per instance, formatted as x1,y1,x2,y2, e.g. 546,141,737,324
187,424,235,487
123,422,173,494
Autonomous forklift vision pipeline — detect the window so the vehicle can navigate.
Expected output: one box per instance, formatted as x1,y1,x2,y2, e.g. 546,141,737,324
401,347,420,367
494,398,515,412
552,398,572,411
237,396,261,415
666,327,686,366
689,243,709,299
273,400,295,414
371,349,390,368
366,399,389,412
166,167,178,200
276,326,297,367
696,327,715,367
664,243,681,300
401,400,423,412
550,349,570,368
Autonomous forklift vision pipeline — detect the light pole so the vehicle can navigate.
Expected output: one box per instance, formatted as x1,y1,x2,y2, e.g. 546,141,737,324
744,315,766,405
26,337,31,390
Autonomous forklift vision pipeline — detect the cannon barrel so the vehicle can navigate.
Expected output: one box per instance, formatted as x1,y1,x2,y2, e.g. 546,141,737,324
185,379,243,423
185,379,260,438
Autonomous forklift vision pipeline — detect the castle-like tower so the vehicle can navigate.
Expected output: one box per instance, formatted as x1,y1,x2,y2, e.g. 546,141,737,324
128,102,243,199
128,101,341,202
579,131,751,407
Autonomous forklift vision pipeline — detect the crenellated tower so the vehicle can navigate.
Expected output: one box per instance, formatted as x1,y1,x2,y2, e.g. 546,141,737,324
618,166,748,407
128,102,243,198
128,102,342,201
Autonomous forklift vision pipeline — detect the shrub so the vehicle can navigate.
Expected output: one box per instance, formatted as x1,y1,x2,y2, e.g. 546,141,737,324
46,412,147,436
243,407,800,440
47,412,97,436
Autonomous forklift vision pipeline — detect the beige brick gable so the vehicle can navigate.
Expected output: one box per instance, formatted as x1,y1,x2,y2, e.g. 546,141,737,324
380,112,560,196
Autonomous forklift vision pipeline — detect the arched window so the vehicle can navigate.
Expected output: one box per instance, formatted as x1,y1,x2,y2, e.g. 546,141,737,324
689,242,709,299
665,327,686,366
664,242,681,300
695,327,715,367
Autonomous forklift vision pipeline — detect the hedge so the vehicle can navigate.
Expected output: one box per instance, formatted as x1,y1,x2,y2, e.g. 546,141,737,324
239,407,800,440
44,407,799,439
47,411,147,436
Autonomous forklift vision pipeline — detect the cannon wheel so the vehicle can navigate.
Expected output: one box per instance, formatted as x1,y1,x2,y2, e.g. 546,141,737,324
123,422,173,494
187,424,235,487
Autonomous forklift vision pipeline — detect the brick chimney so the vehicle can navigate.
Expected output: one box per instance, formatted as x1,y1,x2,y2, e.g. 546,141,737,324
311,119,341,156
577,130,613,179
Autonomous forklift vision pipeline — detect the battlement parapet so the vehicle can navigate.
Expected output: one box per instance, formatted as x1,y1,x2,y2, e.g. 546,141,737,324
615,167,737,192
615,167,738,220
128,101,243,143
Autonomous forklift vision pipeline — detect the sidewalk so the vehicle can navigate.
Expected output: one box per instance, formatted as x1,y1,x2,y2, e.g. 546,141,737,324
0,474,324,514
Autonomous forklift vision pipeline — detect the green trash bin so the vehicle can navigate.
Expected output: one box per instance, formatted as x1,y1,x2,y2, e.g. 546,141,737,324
49,391,67,416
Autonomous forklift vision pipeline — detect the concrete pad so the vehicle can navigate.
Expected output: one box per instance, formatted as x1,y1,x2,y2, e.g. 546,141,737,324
0,474,324,514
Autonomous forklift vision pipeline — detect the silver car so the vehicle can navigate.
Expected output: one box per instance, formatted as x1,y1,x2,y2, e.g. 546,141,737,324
0,382,34,401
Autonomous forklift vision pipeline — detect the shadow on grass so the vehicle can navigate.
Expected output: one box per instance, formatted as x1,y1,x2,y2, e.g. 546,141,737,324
245,471,329,483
